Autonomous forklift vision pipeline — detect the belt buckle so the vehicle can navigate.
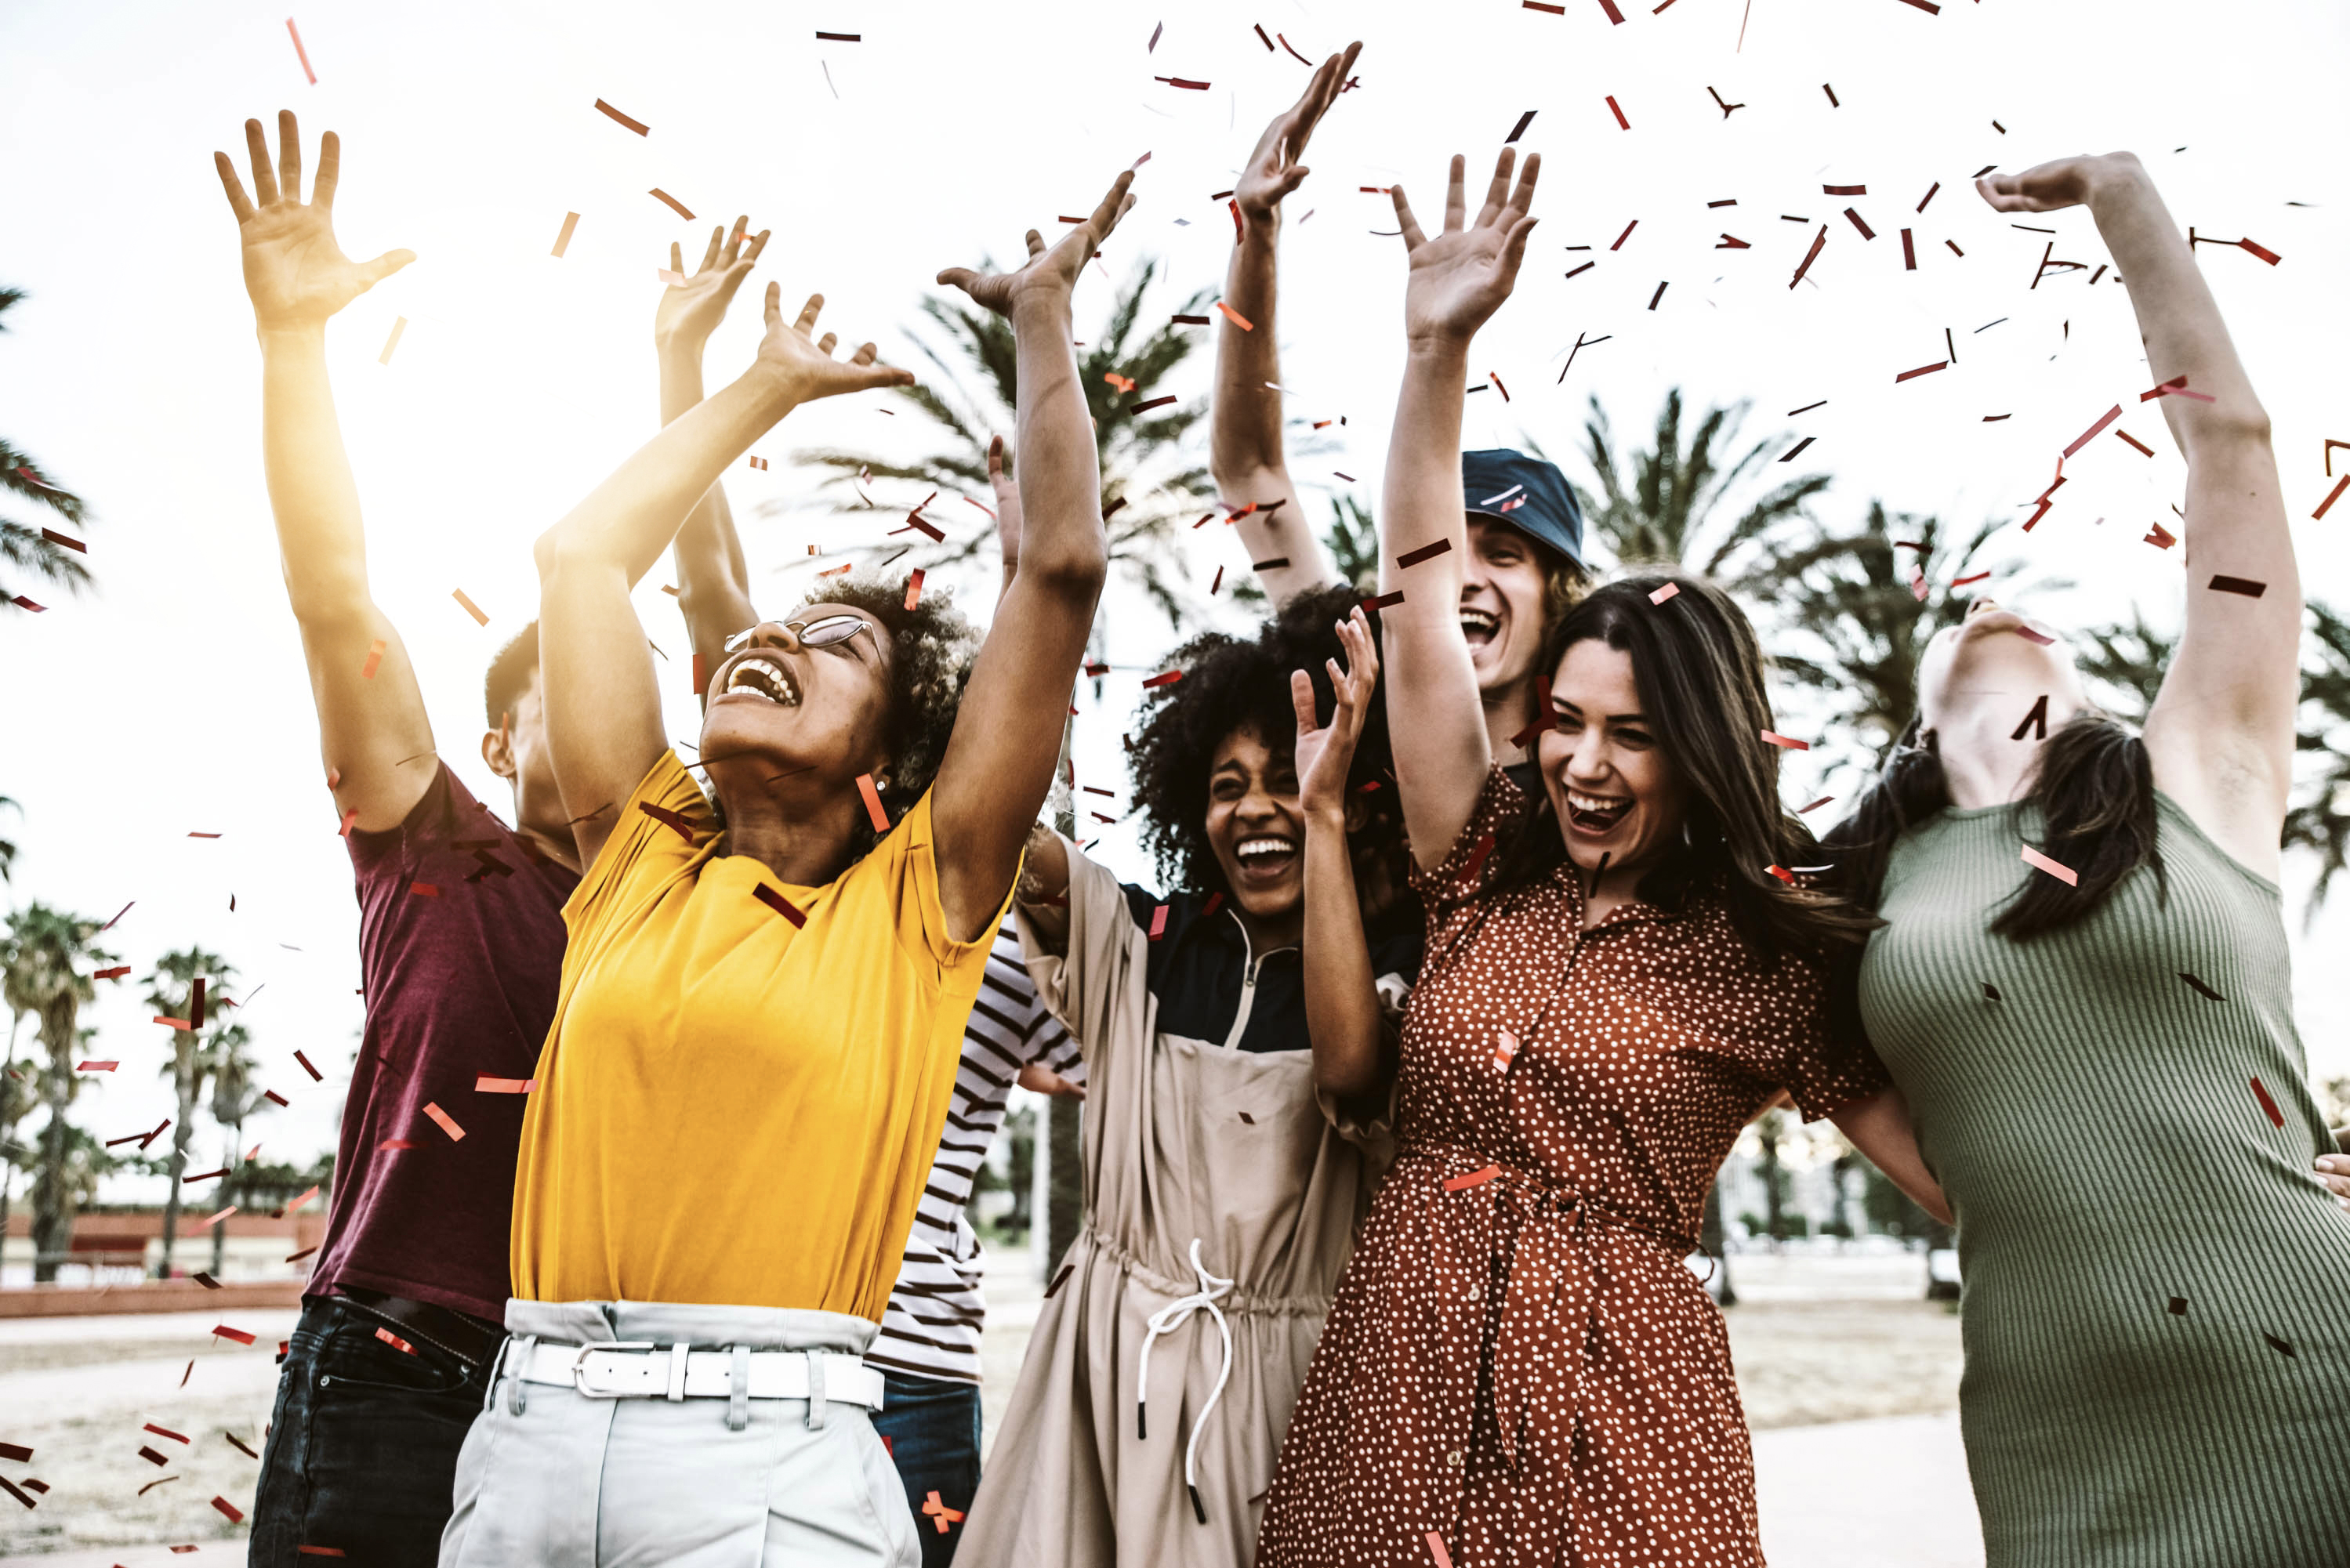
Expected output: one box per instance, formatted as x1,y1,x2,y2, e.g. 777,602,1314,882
568,1341,660,1398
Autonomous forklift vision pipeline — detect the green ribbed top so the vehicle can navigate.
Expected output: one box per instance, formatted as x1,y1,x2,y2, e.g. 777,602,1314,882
1858,793,2350,1568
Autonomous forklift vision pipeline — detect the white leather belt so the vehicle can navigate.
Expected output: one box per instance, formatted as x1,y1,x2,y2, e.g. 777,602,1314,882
510,1339,885,1410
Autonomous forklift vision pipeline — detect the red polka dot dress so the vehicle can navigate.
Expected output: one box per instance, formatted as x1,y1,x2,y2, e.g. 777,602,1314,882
1257,770,1888,1567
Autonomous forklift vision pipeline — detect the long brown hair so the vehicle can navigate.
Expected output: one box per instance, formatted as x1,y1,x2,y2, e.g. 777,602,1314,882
1824,711,2163,939
1490,574,1881,964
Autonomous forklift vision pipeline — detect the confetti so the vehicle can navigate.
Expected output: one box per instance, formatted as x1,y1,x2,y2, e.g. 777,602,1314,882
1148,904,1170,942
1141,669,1184,689
1564,261,1596,281
1789,226,1828,289
2261,1331,2295,1356
901,568,927,612
1605,95,1630,130
1648,582,1680,605
2116,430,2155,457
639,801,697,841
650,188,695,221
1779,436,1816,463
1461,832,1496,885
1717,234,1751,250
1524,1,1567,10
1797,797,1834,813
375,1326,419,1355
2062,404,2124,460
1844,208,1875,241
212,1497,247,1523
1902,230,1917,269
855,773,891,833
594,98,650,136
2019,845,2076,885
2208,575,2267,598
452,588,489,626
286,17,317,83
551,212,579,258
1822,84,1840,107
2250,1076,2285,1128
1760,730,1809,750
2314,475,2350,521
0,1443,31,1463
815,30,861,40
1132,394,1179,414
922,1488,968,1534
1276,32,1313,63
2011,694,2049,741
1155,75,1211,89
361,637,387,678
1895,360,1948,383
296,1547,346,1557
5,596,42,611
1648,281,1669,310
146,1423,190,1444
422,1102,465,1142
1046,1261,1075,1298
1824,183,1867,197
408,881,440,898
1442,1166,1500,1193
212,1324,257,1345
1505,110,1537,144
1362,590,1405,610
38,526,85,553
1395,539,1453,570
1148,20,1162,50
1213,301,1254,332
753,883,807,927
2167,1297,2189,1316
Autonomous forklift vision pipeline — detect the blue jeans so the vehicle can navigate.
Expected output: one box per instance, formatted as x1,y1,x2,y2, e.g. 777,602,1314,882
248,1296,492,1567
871,1369,982,1567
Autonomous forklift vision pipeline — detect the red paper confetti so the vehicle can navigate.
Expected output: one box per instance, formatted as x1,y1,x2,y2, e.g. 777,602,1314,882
2250,1075,2285,1128
594,98,650,135
288,1185,319,1213
1524,1,1566,11
1148,904,1170,941
1895,360,1948,382
2019,845,2077,886
753,883,807,928
551,212,579,258
1396,539,1453,569
1901,229,1917,269
855,773,892,834
1493,1028,1520,1072
408,881,440,898
1760,730,1809,750
815,30,861,41
2144,521,2178,550
39,527,85,553
2178,972,2224,1001
1789,226,1828,289
1362,590,1405,610
1505,110,1537,144
1779,436,1815,463
285,17,317,84
1132,394,1179,414
0,1443,31,1463
1509,708,1557,748
475,1077,536,1095
2208,575,2267,598
145,1423,189,1444
1142,669,1184,689
1648,582,1680,605
1213,301,1254,331
1605,95,1630,130
2314,475,2350,522
1462,832,1496,885
638,801,696,842
212,1324,257,1345
1442,1167,1500,1193
1766,864,1797,884
422,1102,465,1142
2011,694,2049,741
212,1496,247,1523
9,595,42,612
1798,796,1834,814
360,638,386,678
296,1548,347,1557
2116,430,2155,457
2141,374,2214,404
1155,75,1211,90
649,188,695,221
77,1060,117,1073
2062,404,2124,459
375,1326,419,1355
1844,208,1876,240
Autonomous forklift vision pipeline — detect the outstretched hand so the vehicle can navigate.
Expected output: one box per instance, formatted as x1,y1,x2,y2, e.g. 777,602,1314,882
754,288,916,403
1235,42,1363,225
656,217,772,356
215,110,414,330
1293,608,1380,820
937,171,1137,317
1976,152,2143,215
1393,148,1540,346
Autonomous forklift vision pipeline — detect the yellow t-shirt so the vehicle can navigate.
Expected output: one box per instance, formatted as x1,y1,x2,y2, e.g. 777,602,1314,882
510,751,1006,1320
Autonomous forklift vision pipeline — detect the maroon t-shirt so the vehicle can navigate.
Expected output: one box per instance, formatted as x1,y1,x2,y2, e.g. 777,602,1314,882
310,762,578,1323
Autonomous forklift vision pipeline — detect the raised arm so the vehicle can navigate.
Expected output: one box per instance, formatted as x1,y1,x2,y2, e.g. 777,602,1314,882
1378,150,1540,870
1294,610,1390,1099
1980,156,2297,878
1211,42,1360,604
927,175,1130,941
656,219,772,679
537,288,911,867
216,112,423,832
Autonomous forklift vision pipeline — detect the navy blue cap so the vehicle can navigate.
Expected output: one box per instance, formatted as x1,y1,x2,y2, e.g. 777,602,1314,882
1461,448,1585,572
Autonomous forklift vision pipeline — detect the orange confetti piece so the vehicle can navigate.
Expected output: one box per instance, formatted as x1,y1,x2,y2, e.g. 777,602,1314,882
857,773,890,833
2312,474,2350,522
2019,845,2077,885
475,1076,537,1093
361,638,386,678
649,188,695,221
211,1324,256,1345
422,1102,466,1141
408,881,440,897
1760,730,1808,750
551,211,579,258
285,17,317,84
594,98,650,135
1648,582,1680,605
452,588,489,626
375,1326,419,1354
1214,300,1253,331
1442,1166,1500,1193
904,569,926,610
377,317,405,365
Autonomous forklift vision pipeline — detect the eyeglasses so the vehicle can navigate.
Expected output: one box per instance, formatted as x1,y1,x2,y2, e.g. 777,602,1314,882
723,615,875,655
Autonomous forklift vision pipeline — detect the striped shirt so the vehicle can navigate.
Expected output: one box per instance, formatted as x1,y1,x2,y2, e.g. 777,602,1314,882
868,921,1084,1386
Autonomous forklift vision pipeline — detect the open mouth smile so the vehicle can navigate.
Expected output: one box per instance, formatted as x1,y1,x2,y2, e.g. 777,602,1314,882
1233,835,1300,880
1460,607,1500,648
721,653,801,707
1565,788,1631,835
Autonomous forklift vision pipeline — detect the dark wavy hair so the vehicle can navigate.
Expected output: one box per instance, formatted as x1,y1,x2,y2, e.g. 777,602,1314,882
1489,574,1880,964
485,621,540,728
1822,712,2163,940
1126,585,1405,898
781,574,978,855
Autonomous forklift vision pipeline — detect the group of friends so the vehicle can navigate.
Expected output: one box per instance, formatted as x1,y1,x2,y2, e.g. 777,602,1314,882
207,41,2350,1568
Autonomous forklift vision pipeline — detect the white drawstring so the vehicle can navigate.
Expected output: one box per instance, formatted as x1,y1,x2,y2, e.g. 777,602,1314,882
1135,1237,1235,1525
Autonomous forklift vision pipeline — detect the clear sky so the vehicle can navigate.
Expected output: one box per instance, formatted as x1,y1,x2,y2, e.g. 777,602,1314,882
4,0,2346,1194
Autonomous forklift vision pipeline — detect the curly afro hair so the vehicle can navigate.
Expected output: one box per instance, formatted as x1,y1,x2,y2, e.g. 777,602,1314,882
783,574,979,854
1126,585,1403,897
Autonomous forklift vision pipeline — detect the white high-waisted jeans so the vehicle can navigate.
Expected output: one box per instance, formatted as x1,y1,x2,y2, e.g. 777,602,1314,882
437,1299,918,1567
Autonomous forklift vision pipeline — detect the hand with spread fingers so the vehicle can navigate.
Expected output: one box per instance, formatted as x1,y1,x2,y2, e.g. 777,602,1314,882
937,171,1137,317
1293,608,1380,824
1392,147,1540,346
1236,42,1362,226
215,110,414,330
753,288,915,404
1976,152,2145,215
655,218,771,357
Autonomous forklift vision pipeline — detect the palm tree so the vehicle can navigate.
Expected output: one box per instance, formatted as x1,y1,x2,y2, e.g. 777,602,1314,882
1321,495,1379,594
1560,389,1831,581
2082,599,2350,919
792,258,1217,626
0,795,20,885
2,288,94,614
1,1041,38,1254
143,949,234,1280
1,904,112,1281
204,1023,270,1276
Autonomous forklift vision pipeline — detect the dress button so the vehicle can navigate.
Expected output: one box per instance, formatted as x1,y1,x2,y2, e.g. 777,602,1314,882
1447,1449,1464,1468
1467,1283,1482,1301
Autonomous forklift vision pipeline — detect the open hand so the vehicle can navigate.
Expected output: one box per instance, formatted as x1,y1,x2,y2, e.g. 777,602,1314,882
656,218,771,356
937,171,1137,317
1235,42,1362,226
1976,152,2144,216
1394,148,1539,346
215,111,414,329
755,288,915,404
1017,1059,1086,1099
1293,608,1380,820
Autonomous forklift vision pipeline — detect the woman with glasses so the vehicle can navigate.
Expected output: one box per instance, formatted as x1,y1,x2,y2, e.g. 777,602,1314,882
436,176,1132,1566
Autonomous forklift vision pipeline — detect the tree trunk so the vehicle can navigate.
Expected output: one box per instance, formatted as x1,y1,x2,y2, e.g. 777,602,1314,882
1758,1121,1785,1248
157,1033,199,1279
1042,719,1085,1275
209,1131,234,1277
1701,1181,1736,1307
30,998,79,1284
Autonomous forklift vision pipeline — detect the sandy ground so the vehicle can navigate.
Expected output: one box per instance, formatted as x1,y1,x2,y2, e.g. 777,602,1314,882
2,1251,1975,1563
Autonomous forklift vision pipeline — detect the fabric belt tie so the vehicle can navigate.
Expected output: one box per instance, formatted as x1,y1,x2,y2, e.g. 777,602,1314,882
1135,1237,1236,1525
509,1339,884,1418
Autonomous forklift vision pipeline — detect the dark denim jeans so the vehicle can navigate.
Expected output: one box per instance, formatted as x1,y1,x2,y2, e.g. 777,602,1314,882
248,1295,493,1567
872,1368,984,1567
